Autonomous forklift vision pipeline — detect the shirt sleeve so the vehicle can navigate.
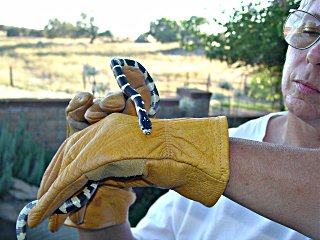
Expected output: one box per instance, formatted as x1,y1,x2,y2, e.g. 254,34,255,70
131,190,178,240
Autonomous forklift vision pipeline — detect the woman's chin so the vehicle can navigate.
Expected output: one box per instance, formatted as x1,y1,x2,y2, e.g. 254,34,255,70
285,97,320,121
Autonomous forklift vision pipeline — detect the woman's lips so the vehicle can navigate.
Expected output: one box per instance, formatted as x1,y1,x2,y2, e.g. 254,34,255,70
295,81,320,95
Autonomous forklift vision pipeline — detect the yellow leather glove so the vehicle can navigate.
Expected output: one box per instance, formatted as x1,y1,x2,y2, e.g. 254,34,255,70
43,66,152,231
28,113,229,229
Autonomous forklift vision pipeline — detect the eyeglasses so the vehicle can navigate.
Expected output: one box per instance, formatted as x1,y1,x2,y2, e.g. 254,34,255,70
283,9,320,50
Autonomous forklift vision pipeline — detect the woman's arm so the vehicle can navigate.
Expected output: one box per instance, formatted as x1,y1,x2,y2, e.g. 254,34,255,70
225,137,320,239
78,220,135,240
77,138,319,240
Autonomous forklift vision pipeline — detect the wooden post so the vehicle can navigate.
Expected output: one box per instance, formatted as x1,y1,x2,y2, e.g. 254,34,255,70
82,69,86,90
9,65,14,87
207,73,211,91
184,72,190,87
92,78,97,97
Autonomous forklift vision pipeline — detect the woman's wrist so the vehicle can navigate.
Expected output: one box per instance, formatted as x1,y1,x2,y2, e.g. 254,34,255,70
78,220,135,240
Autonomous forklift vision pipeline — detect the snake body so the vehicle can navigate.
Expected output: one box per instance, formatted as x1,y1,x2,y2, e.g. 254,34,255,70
110,58,159,134
16,182,98,240
16,58,160,240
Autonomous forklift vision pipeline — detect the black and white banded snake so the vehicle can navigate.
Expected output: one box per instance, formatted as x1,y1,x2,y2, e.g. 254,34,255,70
16,58,160,240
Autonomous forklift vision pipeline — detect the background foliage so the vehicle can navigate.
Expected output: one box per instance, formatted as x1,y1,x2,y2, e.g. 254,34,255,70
146,1,301,110
198,0,301,109
149,18,180,43
0,119,51,196
1,13,109,43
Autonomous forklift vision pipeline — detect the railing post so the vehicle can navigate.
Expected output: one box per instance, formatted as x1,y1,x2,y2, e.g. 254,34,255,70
206,73,211,91
9,66,14,87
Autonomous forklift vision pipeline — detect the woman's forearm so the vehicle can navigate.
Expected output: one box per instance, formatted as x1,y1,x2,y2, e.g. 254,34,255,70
225,137,320,239
78,220,135,240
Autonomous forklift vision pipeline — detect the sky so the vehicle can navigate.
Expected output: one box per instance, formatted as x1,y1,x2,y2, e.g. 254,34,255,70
0,0,267,39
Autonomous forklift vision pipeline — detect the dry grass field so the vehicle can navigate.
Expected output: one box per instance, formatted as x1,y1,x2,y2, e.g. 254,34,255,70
0,37,249,99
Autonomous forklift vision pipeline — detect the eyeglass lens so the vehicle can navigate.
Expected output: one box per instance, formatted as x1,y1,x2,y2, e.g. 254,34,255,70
283,10,320,49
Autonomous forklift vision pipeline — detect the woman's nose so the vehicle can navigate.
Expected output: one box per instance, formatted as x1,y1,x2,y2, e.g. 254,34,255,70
306,41,320,65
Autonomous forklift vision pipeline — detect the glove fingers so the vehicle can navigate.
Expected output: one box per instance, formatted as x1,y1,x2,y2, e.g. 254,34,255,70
37,139,69,198
122,66,145,89
122,85,151,116
48,213,70,232
66,92,94,122
85,98,109,124
28,175,88,228
39,129,92,198
66,92,93,137
66,116,90,137
99,91,126,113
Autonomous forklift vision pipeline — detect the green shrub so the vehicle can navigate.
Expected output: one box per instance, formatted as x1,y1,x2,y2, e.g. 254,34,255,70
129,188,168,227
0,119,52,196
218,81,233,90
211,92,227,101
0,125,15,195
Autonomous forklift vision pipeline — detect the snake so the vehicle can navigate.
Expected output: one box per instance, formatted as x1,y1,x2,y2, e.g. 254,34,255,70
110,58,159,134
16,57,160,240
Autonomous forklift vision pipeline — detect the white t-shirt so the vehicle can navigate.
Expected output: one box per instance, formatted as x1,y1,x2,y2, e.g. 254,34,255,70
132,112,310,240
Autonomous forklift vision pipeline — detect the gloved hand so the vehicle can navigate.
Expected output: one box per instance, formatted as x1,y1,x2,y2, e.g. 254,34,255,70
28,113,229,229
43,66,152,231
65,65,152,135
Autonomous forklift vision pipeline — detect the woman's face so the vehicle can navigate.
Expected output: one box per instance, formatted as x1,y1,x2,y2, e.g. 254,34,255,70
282,1,320,121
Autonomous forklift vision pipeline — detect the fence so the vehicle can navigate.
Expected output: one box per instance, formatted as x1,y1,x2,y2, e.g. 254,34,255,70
152,72,249,98
2,62,278,115
3,63,249,93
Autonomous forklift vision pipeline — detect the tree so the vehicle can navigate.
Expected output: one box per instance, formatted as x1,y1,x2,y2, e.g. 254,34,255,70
6,27,21,37
149,18,179,43
98,30,113,38
44,18,76,38
179,16,208,50
76,13,99,44
200,0,300,110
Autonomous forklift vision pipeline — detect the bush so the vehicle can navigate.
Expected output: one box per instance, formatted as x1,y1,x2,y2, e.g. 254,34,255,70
248,66,283,109
0,119,52,196
0,125,15,196
129,188,168,227
218,81,233,90
211,93,226,101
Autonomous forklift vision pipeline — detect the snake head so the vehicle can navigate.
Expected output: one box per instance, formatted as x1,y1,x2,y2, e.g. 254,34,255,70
139,112,152,135
143,128,152,135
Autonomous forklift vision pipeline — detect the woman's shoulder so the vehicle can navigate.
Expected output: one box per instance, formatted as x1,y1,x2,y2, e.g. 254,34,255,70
229,111,287,140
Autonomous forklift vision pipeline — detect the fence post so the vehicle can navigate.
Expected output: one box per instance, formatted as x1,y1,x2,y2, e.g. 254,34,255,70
9,66,14,87
206,73,211,91
184,72,189,87
82,68,86,90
